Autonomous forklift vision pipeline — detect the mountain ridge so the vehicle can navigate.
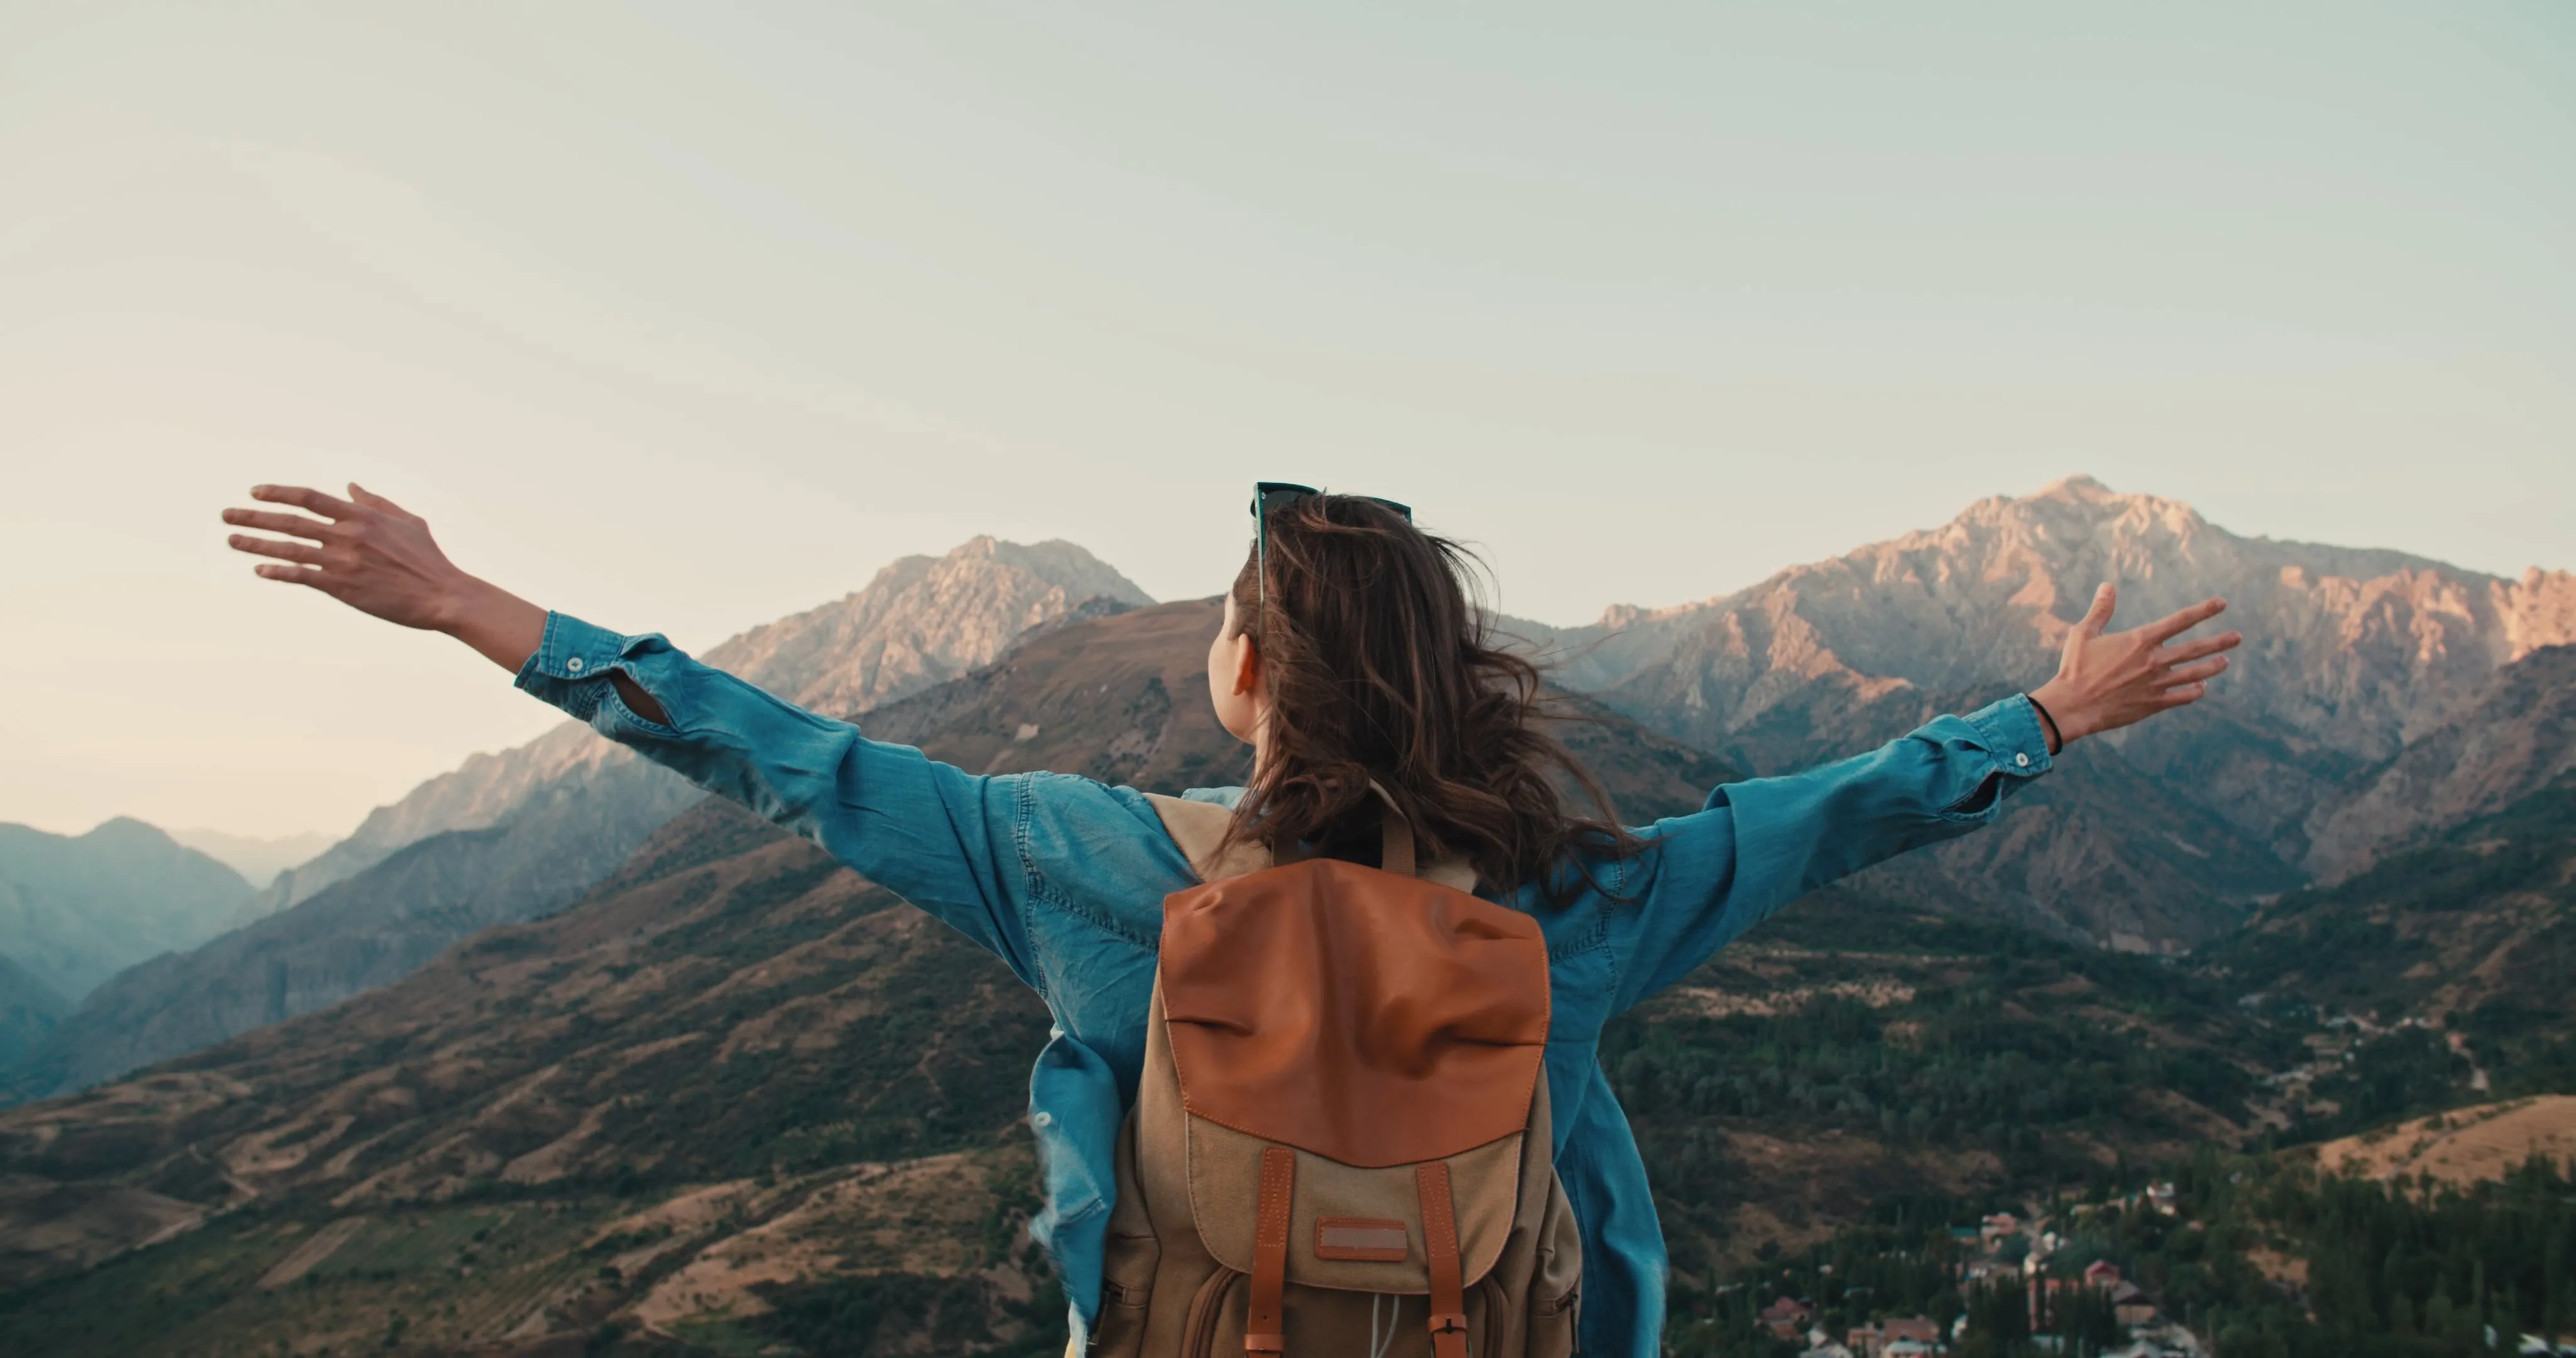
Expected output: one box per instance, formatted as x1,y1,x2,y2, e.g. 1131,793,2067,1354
0,819,252,1003
250,535,1153,917
3,538,1152,1103
1524,476,2572,876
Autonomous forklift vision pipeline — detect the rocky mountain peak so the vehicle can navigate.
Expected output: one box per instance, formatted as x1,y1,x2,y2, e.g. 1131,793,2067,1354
2503,566,2576,661
1517,477,2570,906
707,536,1153,717
256,538,1154,912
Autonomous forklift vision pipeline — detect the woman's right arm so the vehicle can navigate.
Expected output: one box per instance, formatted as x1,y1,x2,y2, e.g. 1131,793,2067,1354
219,483,1069,980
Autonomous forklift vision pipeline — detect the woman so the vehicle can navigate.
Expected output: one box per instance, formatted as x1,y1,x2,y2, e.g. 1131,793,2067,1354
222,482,2238,1357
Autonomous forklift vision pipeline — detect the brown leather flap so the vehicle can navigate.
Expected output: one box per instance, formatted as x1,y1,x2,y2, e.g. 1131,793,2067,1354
1185,1111,1522,1291
1160,857,1548,1168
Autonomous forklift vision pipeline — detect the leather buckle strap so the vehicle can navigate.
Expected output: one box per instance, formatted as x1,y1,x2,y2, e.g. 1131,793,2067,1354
1415,1162,1469,1358
1246,1145,1296,1354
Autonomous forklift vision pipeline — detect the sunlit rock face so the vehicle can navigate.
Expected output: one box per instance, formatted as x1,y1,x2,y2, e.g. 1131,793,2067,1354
1522,477,2573,872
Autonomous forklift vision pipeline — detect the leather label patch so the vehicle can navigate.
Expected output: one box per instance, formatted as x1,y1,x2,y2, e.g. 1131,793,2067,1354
1315,1217,1410,1262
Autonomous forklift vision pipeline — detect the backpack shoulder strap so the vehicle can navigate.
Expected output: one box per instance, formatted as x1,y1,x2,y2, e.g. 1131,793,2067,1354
1145,794,1274,883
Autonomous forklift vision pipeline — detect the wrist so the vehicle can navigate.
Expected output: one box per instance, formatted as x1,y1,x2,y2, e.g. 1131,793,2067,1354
426,573,497,636
436,577,550,673
2028,678,2085,748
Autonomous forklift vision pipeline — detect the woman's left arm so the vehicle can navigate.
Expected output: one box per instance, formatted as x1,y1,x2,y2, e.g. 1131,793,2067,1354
1608,583,2240,1012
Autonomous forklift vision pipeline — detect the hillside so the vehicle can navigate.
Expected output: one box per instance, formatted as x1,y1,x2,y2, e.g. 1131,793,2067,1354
2304,644,2576,879
2204,778,2576,1136
1606,885,2297,1288
2309,1096,2576,1185
0,819,253,1002
0,955,68,1073
4,538,1150,1103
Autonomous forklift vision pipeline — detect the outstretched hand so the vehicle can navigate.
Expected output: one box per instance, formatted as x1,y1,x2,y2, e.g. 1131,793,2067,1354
2028,584,2242,751
224,484,472,630
222,484,548,673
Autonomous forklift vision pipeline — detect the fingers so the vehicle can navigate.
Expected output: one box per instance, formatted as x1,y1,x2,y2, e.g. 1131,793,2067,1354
2076,583,2116,639
221,507,336,542
228,534,322,565
2143,597,2228,645
2160,631,2244,664
252,562,336,592
2157,681,2209,708
250,483,359,520
2157,655,2229,688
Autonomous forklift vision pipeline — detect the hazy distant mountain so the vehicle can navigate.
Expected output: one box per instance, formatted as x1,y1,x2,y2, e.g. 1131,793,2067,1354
6,538,1152,1101
6,756,700,1103
164,828,338,893
0,955,67,1073
0,820,251,1001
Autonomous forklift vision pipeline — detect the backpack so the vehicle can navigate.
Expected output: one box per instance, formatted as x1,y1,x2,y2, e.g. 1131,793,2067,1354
1081,790,1582,1357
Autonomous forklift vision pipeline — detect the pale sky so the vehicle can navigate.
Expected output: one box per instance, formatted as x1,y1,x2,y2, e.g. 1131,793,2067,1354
3,3,2570,841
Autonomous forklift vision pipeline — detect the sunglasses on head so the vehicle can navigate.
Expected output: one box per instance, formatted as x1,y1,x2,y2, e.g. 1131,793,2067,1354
1248,483,1413,641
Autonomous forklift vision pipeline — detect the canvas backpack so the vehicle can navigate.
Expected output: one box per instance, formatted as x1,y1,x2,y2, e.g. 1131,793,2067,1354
1082,790,1582,1357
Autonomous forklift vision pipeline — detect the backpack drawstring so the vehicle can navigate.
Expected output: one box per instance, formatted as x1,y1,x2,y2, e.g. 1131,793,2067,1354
1368,1293,1403,1358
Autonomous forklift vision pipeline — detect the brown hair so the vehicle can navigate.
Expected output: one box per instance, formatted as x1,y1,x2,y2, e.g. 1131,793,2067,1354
1221,494,1648,898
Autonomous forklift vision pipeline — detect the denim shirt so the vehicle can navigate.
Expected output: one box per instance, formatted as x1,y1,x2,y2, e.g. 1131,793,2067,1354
515,612,2053,1357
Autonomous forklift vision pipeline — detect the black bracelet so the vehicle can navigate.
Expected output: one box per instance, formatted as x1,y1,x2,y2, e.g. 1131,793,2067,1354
2025,693,2063,754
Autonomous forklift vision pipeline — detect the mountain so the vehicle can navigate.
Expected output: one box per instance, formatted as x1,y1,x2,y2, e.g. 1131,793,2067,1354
164,829,340,894
3,539,1151,1104
1516,476,2576,945
0,956,67,1073
2207,778,2576,1130
3,756,700,1104
2303,644,2576,880
852,599,1739,823
1539,475,2572,810
0,820,253,1002
252,536,1153,915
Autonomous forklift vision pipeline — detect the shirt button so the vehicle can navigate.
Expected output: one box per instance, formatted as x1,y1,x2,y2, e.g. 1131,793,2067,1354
1032,1110,1053,1129
2015,752,2031,768
565,656,584,672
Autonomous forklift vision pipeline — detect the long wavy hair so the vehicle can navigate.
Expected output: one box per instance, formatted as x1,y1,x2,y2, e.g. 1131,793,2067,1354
1219,493,1648,898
